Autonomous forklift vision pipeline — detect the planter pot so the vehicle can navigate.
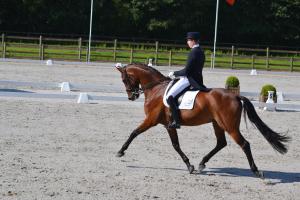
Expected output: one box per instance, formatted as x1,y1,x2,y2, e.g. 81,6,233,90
225,85,240,96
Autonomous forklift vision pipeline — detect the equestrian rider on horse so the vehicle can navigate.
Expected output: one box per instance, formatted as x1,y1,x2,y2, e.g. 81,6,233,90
166,32,208,129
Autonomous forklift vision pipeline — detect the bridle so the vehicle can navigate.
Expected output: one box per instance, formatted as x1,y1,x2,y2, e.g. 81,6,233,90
123,68,143,99
123,68,168,100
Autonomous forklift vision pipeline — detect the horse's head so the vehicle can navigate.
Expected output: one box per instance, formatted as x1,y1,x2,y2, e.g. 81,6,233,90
116,63,141,101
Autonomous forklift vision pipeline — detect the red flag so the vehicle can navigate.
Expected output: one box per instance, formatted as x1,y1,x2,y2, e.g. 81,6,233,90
226,0,235,6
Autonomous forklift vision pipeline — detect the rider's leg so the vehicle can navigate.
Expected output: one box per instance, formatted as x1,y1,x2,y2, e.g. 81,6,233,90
166,77,190,129
167,96,180,128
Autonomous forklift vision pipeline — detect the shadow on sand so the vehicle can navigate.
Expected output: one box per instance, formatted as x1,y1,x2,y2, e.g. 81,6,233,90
204,167,300,184
127,165,300,184
0,89,34,93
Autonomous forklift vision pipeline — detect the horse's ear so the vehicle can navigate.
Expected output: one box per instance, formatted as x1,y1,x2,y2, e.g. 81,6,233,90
115,63,125,72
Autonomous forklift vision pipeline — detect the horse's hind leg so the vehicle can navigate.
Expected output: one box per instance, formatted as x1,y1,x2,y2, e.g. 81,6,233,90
198,121,227,173
166,128,194,174
229,130,264,179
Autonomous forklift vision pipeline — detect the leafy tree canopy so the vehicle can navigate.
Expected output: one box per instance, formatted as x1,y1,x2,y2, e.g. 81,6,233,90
0,0,299,46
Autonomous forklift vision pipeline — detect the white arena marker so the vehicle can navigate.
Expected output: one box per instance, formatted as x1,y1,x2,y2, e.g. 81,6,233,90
60,82,71,92
250,69,257,75
148,58,153,67
46,59,53,66
77,93,89,104
264,91,276,111
277,91,284,103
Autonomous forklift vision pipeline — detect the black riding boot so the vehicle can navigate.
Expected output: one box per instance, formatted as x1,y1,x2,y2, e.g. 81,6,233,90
167,96,181,129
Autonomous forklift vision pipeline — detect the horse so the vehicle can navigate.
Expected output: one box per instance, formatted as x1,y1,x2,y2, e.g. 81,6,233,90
115,63,290,178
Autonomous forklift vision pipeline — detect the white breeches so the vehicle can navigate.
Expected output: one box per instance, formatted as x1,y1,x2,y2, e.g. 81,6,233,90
166,77,190,98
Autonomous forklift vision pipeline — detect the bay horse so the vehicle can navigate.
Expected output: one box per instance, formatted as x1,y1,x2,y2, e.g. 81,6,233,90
115,63,290,178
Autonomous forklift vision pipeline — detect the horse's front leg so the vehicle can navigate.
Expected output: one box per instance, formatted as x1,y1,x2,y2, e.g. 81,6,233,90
116,118,153,157
166,128,194,174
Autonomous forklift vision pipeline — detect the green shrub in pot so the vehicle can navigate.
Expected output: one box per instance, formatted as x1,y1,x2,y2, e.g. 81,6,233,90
260,84,277,102
225,76,240,95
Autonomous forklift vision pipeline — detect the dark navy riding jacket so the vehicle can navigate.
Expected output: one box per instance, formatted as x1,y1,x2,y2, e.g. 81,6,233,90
173,46,207,90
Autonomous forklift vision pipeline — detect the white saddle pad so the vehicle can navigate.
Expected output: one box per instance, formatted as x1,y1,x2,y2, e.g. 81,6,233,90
163,81,199,110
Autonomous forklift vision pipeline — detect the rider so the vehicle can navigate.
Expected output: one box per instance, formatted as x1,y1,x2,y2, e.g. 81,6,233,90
166,32,207,129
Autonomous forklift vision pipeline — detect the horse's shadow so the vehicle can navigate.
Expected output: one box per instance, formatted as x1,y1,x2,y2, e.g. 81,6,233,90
0,89,33,93
127,165,300,184
204,167,300,184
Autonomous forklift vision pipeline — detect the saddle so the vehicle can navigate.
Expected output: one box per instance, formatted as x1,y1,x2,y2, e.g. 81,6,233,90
163,79,211,110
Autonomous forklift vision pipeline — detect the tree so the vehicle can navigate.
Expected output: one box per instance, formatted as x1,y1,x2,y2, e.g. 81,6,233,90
0,0,299,46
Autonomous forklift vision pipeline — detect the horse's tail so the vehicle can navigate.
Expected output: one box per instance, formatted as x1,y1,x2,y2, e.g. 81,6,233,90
238,96,290,154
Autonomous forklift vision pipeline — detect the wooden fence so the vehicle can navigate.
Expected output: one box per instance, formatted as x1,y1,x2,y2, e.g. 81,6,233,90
1,34,300,71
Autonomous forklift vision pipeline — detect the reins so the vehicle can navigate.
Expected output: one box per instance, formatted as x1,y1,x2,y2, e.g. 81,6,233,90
124,67,169,95
140,79,169,93
128,79,168,96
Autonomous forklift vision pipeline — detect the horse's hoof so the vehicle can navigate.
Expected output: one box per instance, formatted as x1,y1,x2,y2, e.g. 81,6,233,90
188,165,195,174
198,164,206,174
116,152,125,157
255,171,264,179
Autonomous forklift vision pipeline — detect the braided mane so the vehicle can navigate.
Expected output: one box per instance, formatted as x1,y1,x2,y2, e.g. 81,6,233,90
126,63,169,80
